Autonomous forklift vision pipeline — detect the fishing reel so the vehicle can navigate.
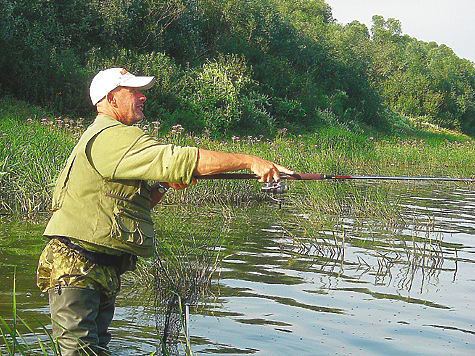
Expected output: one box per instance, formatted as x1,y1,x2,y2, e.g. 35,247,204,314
261,181,289,194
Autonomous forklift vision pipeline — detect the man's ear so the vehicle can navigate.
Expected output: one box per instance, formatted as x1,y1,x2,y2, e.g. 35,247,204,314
106,92,117,107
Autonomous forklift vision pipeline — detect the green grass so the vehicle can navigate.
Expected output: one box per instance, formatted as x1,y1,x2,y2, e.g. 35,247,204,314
0,98,84,216
1,96,474,218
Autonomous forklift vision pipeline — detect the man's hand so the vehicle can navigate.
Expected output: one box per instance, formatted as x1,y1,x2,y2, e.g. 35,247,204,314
248,157,293,183
193,149,293,183
150,180,196,209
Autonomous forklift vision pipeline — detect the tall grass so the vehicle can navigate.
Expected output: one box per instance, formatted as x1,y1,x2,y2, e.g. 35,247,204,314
1,97,474,217
0,98,85,216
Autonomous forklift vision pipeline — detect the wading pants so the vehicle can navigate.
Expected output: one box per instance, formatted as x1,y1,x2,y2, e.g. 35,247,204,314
37,238,121,356
49,287,115,356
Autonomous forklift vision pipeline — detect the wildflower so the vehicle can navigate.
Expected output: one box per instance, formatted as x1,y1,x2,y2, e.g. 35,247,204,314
277,128,287,137
171,124,184,135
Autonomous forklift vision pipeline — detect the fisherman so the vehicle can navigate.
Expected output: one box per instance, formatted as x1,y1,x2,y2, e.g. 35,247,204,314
36,67,293,355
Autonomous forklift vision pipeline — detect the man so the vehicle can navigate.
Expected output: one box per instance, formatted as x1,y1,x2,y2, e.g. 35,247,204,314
36,67,292,355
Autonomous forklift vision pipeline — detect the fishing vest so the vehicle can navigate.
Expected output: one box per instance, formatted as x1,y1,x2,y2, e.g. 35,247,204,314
43,116,155,258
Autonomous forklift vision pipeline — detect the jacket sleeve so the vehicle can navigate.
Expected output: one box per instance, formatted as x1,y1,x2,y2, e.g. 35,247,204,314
88,125,198,184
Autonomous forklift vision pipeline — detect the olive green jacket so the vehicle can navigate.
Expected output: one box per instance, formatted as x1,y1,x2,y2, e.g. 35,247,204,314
43,114,198,258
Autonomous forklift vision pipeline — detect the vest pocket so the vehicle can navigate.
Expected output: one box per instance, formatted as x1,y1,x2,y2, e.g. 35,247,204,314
113,208,154,246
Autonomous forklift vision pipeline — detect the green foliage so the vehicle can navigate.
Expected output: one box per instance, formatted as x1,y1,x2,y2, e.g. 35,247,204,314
359,16,475,134
0,1,474,136
87,50,275,134
181,54,251,133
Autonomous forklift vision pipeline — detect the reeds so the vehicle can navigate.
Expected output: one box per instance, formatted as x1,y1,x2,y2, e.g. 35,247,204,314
122,206,226,355
0,99,84,216
2,96,475,216
278,198,451,294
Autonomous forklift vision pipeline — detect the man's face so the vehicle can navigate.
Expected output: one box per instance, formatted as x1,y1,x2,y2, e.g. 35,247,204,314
111,87,146,125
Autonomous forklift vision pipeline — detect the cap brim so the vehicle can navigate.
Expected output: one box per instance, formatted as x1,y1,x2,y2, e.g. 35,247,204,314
121,76,155,90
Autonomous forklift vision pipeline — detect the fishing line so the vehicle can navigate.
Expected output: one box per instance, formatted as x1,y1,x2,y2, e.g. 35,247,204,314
195,172,475,183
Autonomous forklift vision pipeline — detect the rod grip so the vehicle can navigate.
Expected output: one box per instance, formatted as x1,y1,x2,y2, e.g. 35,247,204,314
194,173,332,180
282,173,330,180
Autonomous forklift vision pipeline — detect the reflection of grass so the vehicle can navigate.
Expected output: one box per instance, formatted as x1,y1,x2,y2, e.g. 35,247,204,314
278,194,453,294
0,219,46,272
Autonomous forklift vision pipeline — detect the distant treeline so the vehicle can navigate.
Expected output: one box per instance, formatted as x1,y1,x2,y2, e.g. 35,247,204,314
1,0,474,136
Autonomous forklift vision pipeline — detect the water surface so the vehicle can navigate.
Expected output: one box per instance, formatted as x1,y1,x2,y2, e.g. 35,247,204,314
1,183,474,355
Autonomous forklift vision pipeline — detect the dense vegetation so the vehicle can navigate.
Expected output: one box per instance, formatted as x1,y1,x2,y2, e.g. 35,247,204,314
1,96,474,216
1,0,474,136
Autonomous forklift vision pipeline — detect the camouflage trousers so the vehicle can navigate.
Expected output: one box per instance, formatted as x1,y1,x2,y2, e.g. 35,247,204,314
37,238,122,356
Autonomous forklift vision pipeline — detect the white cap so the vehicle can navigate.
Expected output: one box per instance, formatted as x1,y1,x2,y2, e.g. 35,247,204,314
89,68,155,105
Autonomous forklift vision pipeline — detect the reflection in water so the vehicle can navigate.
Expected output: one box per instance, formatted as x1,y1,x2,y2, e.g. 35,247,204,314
282,184,470,298
190,183,475,355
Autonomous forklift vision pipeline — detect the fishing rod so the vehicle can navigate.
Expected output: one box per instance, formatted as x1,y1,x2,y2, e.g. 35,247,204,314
195,173,475,182
195,173,474,193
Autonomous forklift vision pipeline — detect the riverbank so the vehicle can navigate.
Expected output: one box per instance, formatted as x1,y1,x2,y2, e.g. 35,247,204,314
1,96,474,217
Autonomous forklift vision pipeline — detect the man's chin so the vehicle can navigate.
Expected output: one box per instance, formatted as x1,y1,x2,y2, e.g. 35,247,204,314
133,114,144,124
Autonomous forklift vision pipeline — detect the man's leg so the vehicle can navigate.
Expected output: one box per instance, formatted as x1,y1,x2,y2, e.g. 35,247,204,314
96,298,115,351
38,238,121,355
49,286,113,356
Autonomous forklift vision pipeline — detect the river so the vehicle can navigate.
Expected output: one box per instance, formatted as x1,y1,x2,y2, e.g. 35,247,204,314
1,182,474,355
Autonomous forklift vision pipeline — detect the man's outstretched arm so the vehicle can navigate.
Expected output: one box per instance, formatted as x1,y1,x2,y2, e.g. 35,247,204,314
193,149,293,183
150,148,293,208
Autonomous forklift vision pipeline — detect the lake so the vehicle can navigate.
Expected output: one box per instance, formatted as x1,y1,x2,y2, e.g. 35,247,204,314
1,182,474,355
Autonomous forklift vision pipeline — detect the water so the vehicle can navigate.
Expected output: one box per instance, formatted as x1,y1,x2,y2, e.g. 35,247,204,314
1,183,474,355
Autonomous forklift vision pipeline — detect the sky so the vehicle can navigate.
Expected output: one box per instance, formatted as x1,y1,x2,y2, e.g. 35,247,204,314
325,0,475,64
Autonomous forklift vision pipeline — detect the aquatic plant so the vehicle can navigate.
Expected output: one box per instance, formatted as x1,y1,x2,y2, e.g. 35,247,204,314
277,189,454,295
0,269,62,356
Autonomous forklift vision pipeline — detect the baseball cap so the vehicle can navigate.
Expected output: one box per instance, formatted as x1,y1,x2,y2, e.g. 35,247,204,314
89,68,155,105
